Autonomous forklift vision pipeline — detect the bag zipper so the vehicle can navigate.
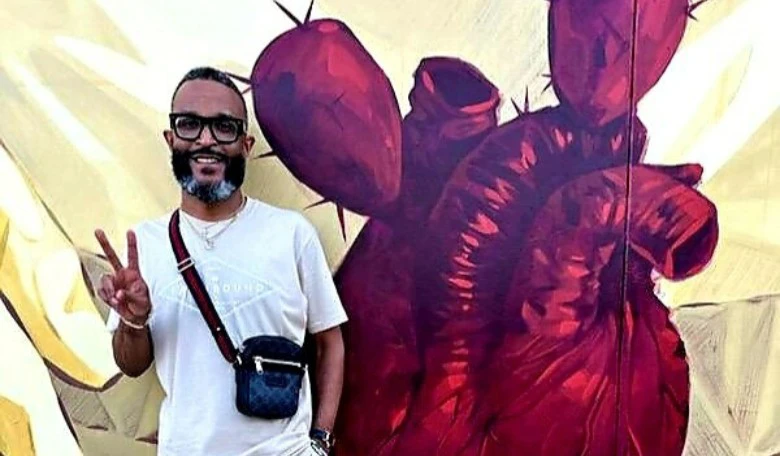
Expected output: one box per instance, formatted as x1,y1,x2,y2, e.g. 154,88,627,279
253,356,305,372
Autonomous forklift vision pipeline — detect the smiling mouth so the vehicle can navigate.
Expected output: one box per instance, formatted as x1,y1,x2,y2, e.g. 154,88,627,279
191,153,226,165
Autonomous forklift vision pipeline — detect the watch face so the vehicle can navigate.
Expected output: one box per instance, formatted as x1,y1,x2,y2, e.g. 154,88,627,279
311,429,333,444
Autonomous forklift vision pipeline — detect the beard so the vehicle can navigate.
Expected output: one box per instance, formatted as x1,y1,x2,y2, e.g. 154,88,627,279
171,148,246,204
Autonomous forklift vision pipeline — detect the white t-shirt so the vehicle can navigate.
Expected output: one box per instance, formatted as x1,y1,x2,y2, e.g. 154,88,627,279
107,198,348,456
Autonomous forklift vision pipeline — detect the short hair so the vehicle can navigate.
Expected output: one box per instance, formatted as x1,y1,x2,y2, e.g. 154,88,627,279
170,66,247,118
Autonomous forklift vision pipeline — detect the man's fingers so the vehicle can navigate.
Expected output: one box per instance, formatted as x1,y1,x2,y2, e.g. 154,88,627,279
126,285,151,314
97,286,110,303
95,229,124,271
98,274,115,304
110,296,122,310
126,230,139,271
110,290,128,312
127,288,147,306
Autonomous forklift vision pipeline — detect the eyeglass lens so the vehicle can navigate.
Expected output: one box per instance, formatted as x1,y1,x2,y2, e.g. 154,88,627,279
173,115,242,143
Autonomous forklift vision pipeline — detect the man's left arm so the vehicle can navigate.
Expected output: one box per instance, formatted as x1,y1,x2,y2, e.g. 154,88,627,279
296,221,349,452
312,325,345,433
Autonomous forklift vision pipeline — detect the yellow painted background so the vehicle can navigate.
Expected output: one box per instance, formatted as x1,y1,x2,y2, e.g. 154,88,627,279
0,0,777,454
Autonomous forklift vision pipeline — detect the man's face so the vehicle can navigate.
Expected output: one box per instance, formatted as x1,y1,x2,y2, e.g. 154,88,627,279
164,79,255,204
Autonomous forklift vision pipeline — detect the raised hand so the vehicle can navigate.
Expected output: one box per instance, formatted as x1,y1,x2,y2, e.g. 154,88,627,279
94,229,151,327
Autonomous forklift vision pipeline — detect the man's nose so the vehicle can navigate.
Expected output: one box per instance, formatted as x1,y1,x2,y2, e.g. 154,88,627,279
195,124,218,147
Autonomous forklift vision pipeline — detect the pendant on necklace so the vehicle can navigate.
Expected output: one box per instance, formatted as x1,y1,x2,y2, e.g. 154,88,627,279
205,238,214,250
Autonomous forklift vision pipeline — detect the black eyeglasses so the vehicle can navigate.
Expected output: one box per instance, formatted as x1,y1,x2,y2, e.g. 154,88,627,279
169,113,246,144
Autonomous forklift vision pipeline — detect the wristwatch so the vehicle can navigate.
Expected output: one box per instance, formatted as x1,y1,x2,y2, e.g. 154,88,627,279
310,428,334,454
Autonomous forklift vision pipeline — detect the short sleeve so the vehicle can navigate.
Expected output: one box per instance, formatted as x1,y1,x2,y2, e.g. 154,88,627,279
297,225,348,334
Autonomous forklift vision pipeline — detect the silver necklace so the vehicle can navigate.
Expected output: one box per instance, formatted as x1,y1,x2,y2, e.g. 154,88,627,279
182,196,247,250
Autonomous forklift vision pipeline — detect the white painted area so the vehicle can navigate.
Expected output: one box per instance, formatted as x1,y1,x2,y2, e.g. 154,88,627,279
9,62,115,163
684,0,780,183
0,306,82,456
54,37,172,113
0,143,43,241
640,0,780,185
34,247,117,380
60,0,328,105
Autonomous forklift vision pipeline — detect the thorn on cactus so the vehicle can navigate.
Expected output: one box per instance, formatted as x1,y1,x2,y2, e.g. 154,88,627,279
524,86,530,112
542,73,553,93
332,92,346,105
600,15,629,55
224,71,252,86
274,0,303,27
687,0,709,20
511,98,522,116
304,0,315,24
305,198,330,210
253,151,277,159
511,88,531,116
302,200,347,240
336,205,347,241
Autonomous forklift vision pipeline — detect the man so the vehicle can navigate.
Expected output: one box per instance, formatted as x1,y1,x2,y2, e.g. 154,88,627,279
96,66,347,456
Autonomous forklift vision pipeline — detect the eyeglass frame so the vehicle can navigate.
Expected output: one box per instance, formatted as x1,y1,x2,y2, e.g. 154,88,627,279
168,113,247,145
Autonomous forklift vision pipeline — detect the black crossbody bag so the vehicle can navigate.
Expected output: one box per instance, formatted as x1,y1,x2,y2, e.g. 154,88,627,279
167,210,307,419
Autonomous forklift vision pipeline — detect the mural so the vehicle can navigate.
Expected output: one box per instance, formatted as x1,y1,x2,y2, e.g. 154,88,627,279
0,0,778,455
243,1,717,454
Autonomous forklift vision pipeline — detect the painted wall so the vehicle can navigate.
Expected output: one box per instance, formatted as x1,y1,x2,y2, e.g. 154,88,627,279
0,0,778,455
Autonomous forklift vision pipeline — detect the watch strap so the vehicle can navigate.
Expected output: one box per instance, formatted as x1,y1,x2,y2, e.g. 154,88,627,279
310,428,334,449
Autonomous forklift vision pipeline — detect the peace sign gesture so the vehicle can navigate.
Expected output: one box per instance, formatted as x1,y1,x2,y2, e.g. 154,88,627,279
94,229,151,327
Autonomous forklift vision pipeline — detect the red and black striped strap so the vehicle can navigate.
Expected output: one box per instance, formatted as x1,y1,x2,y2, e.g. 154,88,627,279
168,210,239,365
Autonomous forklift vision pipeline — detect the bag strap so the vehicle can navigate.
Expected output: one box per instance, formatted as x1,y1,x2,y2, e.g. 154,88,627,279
167,210,239,365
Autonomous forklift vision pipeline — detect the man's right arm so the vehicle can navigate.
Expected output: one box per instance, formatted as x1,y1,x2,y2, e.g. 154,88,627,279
112,321,154,377
95,228,154,377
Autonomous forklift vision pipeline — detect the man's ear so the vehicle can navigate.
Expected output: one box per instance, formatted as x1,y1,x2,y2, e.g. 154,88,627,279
163,130,175,149
242,135,256,158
